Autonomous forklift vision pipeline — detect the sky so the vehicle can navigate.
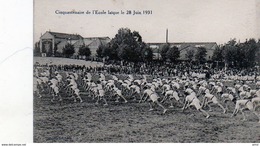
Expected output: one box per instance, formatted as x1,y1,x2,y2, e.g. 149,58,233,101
34,0,260,45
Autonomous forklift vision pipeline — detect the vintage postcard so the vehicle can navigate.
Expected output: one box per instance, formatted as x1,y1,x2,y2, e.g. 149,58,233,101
33,0,260,143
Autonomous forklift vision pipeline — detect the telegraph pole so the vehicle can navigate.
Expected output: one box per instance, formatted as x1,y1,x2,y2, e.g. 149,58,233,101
166,28,168,43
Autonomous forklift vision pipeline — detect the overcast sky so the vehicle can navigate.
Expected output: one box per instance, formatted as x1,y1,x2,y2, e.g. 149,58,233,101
34,0,260,44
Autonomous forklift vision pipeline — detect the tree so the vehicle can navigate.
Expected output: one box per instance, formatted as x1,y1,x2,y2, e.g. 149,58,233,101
160,44,170,61
62,43,75,58
33,41,41,56
96,44,104,58
241,38,258,68
222,38,258,68
133,31,142,42
185,49,195,62
256,39,260,66
215,38,259,69
166,46,180,62
195,47,207,64
107,28,147,62
79,45,91,58
96,43,115,59
141,46,153,61
212,46,223,62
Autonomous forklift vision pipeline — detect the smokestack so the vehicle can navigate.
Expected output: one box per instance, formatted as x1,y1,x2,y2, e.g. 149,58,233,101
166,29,168,43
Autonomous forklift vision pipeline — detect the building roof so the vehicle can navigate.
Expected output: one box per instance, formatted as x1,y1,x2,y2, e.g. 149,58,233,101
83,37,111,46
148,42,218,60
48,31,83,40
80,37,110,48
148,42,218,52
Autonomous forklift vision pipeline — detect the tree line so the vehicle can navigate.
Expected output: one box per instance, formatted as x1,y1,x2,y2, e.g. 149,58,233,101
212,38,260,68
34,28,260,68
96,28,209,64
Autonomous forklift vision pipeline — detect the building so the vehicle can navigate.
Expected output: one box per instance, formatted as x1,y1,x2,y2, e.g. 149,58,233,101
40,31,83,57
148,42,219,61
39,31,110,58
73,37,111,58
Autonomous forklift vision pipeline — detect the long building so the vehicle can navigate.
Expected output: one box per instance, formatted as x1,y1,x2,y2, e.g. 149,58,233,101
39,31,110,58
148,42,219,61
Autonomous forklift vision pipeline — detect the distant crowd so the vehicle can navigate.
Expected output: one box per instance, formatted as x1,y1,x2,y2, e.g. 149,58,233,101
34,60,260,82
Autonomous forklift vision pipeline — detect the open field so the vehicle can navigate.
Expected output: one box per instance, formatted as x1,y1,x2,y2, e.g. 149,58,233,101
34,92,260,143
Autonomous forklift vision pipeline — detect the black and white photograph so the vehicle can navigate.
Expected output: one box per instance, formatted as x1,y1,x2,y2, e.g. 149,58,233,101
32,0,260,143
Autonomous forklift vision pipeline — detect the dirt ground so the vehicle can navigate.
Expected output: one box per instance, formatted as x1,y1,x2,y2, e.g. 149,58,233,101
34,93,260,143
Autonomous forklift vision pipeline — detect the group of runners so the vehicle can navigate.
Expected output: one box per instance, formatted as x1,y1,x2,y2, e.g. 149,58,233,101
34,62,260,123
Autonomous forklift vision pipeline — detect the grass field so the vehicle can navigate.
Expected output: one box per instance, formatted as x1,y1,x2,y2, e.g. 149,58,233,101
34,91,260,143
33,57,260,142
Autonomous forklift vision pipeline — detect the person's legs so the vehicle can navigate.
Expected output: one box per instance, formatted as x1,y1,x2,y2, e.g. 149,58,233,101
120,95,128,103
160,95,168,103
199,109,210,118
205,102,212,111
95,96,100,104
223,99,229,109
155,100,167,114
252,111,260,123
72,95,77,102
57,93,62,101
240,109,246,121
148,101,154,111
206,100,213,111
115,94,120,102
75,89,83,103
217,103,227,113
169,98,174,108
132,92,137,101
50,88,56,102
247,102,260,123
231,108,239,117
252,98,260,111
102,97,108,106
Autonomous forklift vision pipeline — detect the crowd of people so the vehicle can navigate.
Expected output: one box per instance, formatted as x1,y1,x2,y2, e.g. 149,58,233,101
33,61,260,123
